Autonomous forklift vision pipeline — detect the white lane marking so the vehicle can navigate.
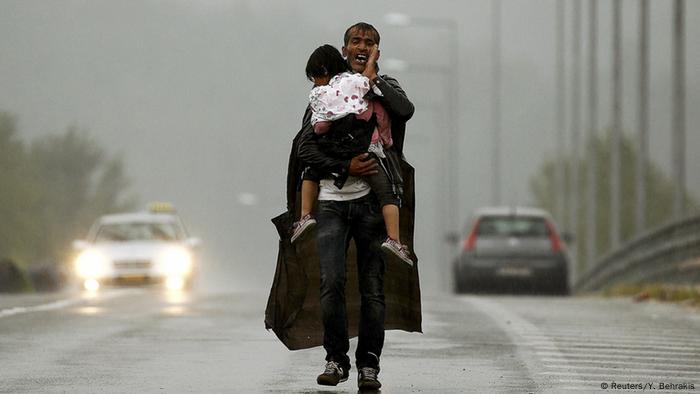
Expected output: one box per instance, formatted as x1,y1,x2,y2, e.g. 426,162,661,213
526,340,700,352
543,364,700,375
532,345,699,357
557,384,692,392
538,351,699,361
523,330,700,341
523,333,700,345
0,289,143,319
540,356,700,367
555,381,697,391
538,371,700,380
556,378,693,385
526,337,700,349
462,296,583,387
558,378,694,384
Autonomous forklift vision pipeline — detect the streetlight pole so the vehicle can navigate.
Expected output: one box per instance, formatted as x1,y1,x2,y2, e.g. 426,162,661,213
586,0,599,269
491,0,502,206
383,61,453,290
611,0,622,249
384,13,459,290
570,0,582,271
636,0,649,233
555,1,568,231
672,0,686,219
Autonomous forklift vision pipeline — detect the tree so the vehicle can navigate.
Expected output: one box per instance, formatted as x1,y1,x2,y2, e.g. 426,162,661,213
530,132,698,271
30,127,136,265
0,110,136,281
0,112,41,267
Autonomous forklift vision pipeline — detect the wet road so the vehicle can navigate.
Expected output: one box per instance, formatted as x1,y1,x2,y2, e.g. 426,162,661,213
1,288,699,393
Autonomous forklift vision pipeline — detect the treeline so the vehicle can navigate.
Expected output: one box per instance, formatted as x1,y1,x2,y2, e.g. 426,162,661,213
530,132,698,272
0,111,136,270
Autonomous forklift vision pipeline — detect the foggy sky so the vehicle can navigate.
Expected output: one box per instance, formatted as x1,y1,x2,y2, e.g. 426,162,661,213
1,0,698,291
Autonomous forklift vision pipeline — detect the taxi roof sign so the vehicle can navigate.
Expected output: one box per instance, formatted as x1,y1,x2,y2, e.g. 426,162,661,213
148,202,176,213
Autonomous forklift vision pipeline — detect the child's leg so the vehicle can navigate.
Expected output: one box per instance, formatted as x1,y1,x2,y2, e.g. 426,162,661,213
365,151,413,265
292,179,319,243
300,180,318,218
364,155,402,242
382,204,400,241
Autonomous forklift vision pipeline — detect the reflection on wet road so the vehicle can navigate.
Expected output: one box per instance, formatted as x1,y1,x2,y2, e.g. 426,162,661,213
1,289,698,393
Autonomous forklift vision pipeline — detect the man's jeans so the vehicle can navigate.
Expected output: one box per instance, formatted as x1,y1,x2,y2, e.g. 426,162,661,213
316,195,386,371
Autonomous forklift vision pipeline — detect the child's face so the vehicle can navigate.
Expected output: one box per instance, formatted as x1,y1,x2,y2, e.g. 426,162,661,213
313,75,331,86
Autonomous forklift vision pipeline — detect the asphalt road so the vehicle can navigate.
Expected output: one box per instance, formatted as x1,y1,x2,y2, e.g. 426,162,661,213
1,288,699,393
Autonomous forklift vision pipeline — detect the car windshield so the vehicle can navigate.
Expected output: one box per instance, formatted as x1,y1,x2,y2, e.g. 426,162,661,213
94,222,182,242
477,216,549,238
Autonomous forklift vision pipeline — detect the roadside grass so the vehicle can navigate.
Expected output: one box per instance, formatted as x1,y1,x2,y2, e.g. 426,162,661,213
603,283,700,307
0,257,31,292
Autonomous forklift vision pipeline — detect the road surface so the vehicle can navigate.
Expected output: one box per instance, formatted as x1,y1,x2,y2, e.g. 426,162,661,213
1,288,699,393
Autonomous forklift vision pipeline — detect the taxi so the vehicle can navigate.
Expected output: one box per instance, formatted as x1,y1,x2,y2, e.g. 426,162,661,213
72,203,200,291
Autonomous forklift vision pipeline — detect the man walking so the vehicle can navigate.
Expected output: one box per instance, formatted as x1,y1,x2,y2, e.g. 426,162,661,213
297,22,415,390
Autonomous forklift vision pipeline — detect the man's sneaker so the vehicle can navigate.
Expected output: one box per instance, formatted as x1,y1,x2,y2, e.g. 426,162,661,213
317,361,349,386
358,367,382,390
291,214,316,243
381,238,414,266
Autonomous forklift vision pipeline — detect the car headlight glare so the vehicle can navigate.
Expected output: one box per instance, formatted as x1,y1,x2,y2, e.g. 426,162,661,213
75,250,110,279
157,247,193,276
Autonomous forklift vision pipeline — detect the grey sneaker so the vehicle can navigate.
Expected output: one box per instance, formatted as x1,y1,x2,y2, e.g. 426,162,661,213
381,238,414,266
317,361,349,386
358,367,381,390
291,214,316,243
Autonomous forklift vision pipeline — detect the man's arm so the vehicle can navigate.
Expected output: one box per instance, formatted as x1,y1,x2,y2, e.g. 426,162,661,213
297,106,379,178
373,75,415,121
361,45,414,121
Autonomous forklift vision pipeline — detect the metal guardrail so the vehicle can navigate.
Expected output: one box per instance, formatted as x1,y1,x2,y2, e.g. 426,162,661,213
574,214,700,292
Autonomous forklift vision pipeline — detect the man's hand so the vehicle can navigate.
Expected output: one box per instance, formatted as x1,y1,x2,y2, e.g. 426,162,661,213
363,45,380,83
349,153,379,176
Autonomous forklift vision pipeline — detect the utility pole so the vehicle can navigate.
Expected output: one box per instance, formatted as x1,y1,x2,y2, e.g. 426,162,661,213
570,0,582,270
672,0,686,219
611,0,622,248
491,0,502,206
383,13,460,290
636,0,649,234
586,0,598,269
555,1,567,229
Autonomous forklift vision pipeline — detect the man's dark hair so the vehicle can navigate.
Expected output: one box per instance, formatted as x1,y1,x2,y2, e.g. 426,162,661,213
343,22,380,46
305,44,350,81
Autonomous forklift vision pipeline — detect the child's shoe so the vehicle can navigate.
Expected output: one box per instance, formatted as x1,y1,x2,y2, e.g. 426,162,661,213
381,238,414,266
291,214,317,243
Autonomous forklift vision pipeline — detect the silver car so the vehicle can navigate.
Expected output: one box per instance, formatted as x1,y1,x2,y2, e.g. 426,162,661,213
452,207,570,294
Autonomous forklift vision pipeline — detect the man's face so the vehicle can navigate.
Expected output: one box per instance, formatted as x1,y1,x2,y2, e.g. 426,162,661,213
342,28,379,73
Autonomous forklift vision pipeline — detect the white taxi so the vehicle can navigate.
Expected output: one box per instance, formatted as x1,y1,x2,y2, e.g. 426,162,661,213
72,203,200,291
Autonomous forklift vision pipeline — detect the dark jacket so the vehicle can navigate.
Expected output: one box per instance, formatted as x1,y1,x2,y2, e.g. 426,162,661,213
265,74,422,350
298,75,414,187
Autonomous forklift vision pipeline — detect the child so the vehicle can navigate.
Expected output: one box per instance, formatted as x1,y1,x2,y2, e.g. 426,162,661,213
291,44,412,266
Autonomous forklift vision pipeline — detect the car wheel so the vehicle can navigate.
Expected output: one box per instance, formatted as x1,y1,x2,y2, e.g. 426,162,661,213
453,272,473,294
454,278,466,294
549,271,569,296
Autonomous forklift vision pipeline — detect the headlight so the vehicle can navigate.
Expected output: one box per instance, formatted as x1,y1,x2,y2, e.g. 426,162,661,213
157,247,193,276
75,249,110,279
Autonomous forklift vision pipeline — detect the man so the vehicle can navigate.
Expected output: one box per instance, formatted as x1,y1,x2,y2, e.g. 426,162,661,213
297,22,415,390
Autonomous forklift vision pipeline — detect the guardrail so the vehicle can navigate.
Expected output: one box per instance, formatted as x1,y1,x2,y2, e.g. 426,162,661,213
574,214,700,292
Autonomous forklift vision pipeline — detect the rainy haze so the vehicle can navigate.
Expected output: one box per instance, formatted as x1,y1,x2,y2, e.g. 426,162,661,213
1,0,699,292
